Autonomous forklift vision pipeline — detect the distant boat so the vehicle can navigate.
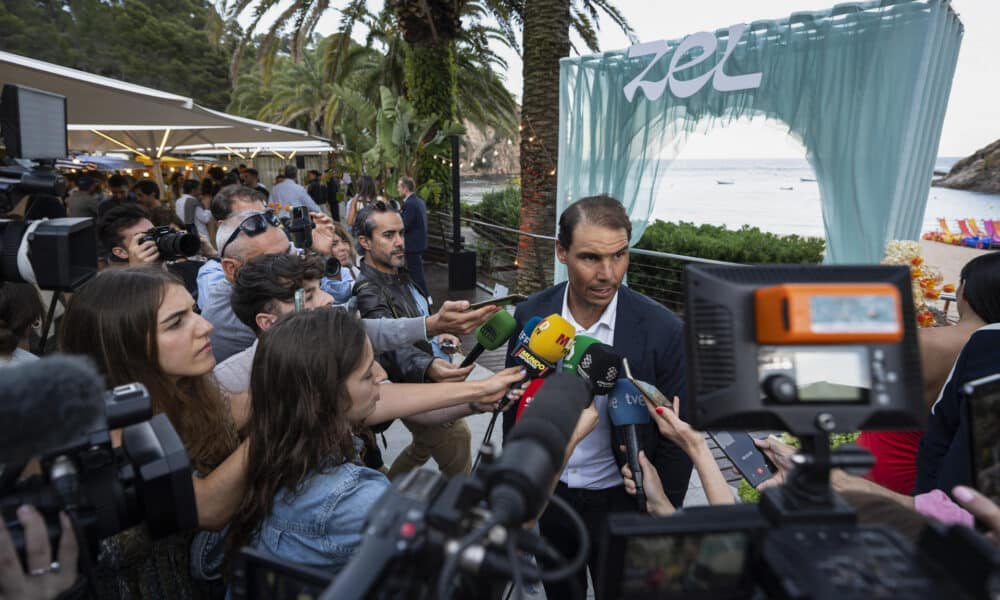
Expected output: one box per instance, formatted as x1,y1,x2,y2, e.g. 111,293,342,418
800,177,816,182
717,179,735,185
779,186,794,191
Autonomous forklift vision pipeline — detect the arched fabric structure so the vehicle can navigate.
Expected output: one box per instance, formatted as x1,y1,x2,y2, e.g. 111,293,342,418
554,0,962,280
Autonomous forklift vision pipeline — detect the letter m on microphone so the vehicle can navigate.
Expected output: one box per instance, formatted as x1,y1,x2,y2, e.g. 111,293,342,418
555,333,572,348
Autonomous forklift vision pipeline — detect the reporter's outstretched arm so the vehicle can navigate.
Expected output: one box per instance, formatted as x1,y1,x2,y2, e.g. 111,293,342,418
425,301,500,337
0,506,79,599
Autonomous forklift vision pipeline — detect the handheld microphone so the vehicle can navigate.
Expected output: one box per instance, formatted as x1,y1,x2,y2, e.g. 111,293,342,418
488,373,591,524
0,354,108,466
511,314,576,378
459,310,518,368
562,334,600,374
514,378,546,424
608,379,652,513
575,343,621,396
515,316,542,350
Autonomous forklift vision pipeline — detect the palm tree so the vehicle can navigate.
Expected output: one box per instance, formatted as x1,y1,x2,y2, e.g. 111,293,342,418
515,0,634,291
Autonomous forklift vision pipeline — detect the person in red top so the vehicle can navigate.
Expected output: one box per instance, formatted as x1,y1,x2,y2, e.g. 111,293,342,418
858,252,1000,494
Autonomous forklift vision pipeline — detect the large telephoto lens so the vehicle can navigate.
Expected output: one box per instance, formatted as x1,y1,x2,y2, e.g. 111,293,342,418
157,231,200,259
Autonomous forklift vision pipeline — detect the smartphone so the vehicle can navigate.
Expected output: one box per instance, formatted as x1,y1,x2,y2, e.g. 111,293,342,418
964,373,1000,505
468,294,527,310
293,288,305,312
708,431,776,488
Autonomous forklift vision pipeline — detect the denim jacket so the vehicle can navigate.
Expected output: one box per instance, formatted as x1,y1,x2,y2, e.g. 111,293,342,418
252,461,389,573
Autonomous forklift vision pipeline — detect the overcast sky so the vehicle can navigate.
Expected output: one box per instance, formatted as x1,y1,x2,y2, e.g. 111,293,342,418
295,0,997,158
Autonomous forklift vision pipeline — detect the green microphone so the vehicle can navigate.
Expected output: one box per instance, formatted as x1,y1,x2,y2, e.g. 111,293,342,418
458,310,518,368
562,334,600,374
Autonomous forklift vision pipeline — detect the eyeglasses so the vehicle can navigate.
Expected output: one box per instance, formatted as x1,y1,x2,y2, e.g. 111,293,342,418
220,210,281,258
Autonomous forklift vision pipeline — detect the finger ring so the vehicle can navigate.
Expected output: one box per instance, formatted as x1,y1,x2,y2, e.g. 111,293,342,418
29,566,50,576
49,561,61,573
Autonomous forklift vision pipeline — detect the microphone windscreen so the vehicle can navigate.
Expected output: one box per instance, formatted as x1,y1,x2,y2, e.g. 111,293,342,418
516,316,542,348
527,314,576,363
562,335,600,373
508,373,591,466
475,310,518,350
576,343,622,395
0,354,107,464
514,378,547,423
608,379,652,426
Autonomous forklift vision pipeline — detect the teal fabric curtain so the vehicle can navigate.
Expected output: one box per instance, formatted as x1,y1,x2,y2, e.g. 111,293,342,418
555,0,963,281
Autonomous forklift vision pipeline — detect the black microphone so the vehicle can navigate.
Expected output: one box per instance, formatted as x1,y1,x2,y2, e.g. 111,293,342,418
573,343,621,396
487,373,590,525
0,355,107,466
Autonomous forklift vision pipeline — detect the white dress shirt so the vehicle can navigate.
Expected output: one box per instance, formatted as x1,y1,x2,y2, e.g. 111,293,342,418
559,286,622,489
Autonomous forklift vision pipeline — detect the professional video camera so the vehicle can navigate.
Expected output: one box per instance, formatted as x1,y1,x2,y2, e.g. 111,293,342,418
0,355,198,577
595,265,999,600
231,373,595,600
0,83,97,290
140,225,200,260
284,206,314,250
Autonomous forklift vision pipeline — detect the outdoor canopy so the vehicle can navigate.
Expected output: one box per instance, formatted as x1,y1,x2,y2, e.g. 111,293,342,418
555,0,963,275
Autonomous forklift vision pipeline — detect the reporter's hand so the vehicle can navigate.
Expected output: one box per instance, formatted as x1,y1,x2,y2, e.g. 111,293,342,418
126,232,160,265
435,334,461,355
621,450,674,516
426,301,501,336
426,359,474,383
753,436,797,490
309,211,336,256
0,506,78,599
646,396,704,454
472,367,526,411
953,486,1000,545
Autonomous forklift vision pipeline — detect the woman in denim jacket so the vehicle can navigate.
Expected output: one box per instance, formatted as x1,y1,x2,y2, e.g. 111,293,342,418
228,308,390,573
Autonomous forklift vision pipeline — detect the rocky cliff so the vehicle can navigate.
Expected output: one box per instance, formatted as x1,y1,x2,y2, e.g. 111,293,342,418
459,120,519,177
933,139,1000,192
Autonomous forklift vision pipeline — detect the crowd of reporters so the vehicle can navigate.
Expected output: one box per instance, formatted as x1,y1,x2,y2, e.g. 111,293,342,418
1,176,999,599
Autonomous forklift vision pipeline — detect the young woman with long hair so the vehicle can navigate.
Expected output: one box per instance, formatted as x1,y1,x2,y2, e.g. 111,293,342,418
61,267,247,597
345,175,377,234
228,308,388,573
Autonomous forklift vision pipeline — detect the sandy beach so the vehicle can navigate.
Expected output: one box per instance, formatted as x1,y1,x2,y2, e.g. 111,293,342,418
919,239,993,319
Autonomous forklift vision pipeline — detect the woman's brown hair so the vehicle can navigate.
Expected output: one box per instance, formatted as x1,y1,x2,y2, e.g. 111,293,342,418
228,308,368,557
60,266,238,472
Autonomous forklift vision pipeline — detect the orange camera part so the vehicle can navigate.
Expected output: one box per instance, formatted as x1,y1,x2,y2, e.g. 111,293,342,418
755,283,904,344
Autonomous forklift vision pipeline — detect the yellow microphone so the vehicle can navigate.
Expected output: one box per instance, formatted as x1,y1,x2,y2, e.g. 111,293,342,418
512,314,576,377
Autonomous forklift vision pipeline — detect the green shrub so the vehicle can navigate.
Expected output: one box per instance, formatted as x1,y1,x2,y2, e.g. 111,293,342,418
466,183,521,229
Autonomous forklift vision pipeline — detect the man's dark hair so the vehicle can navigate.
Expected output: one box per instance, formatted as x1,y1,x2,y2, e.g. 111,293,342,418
98,203,150,252
308,170,321,179
134,179,160,199
283,164,298,179
245,168,259,178
182,179,200,195
959,251,1000,323
211,184,263,221
107,174,128,188
0,282,44,355
557,194,632,249
231,253,326,333
208,166,226,181
353,200,400,255
398,176,415,193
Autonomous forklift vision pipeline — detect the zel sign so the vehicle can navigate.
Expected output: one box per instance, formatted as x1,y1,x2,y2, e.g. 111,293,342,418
624,24,762,102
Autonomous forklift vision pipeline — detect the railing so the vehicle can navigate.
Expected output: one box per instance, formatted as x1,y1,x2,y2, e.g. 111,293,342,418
427,210,737,315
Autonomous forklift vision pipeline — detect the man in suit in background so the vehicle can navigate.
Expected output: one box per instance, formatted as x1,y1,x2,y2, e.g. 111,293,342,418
504,194,693,599
397,176,429,297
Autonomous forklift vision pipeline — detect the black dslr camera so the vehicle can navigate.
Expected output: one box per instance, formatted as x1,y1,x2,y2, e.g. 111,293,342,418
0,356,198,577
140,225,200,260
285,206,314,250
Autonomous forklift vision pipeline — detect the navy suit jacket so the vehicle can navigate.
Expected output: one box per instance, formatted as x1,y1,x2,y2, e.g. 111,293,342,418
401,193,428,254
504,282,694,507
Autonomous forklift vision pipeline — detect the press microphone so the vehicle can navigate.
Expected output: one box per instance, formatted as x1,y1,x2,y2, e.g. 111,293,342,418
459,310,518,368
515,316,542,350
561,334,600,374
574,343,622,396
608,379,651,513
514,378,546,424
487,373,591,524
0,354,108,466
511,314,575,378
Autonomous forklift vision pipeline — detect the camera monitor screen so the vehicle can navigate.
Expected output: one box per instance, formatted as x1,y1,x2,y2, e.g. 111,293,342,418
0,85,67,161
621,531,752,599
758,346,871,403
964,374,1000,505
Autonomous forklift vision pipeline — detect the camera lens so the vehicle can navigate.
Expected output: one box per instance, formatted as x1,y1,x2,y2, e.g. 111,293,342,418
157,232,200,259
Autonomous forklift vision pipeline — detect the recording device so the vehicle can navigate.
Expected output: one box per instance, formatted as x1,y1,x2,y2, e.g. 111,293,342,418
708,431,776,488
468,294,527,310
286,206,314,249
609,379,651,512
140,226,200,260
232,373,594,600
0,84,96,289
622,356,670,408
0,355,198,574
459,310,518,368
562,334,599,374
574,342,620,395
511,314,575,378
596,265,998,600
964,373,1000,503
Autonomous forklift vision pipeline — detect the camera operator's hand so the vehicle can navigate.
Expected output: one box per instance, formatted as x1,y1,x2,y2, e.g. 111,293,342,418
198,235,218,258
753,436,797,490
309,211,336,256
426,301,500,337
426,359,474,383
953,486,1000,545
621,450,674,516
126,231,160,265
646,395,705,456
0,507,78,600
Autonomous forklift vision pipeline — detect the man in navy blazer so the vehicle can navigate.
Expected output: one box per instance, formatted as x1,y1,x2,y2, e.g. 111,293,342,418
504,195,693,599
397,176,428,296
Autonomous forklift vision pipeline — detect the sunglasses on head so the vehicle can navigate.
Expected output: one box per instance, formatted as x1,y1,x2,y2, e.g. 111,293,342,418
220,210,282,258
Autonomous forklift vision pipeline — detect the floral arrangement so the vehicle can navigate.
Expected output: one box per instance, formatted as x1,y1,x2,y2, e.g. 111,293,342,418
881,240,954,327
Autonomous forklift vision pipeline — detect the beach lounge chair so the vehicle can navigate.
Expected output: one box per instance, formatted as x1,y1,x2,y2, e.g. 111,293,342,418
958,218,990,248
985,219,1000,249
968,218,988,239
932,217,962,244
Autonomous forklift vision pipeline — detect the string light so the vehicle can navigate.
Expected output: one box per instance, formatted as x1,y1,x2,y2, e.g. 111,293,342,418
549,169,556,176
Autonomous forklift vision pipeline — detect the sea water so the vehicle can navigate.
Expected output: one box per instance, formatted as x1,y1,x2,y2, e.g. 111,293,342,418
462,158,999,239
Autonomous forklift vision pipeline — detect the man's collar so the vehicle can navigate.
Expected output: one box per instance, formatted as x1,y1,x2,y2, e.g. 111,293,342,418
560,285,618,333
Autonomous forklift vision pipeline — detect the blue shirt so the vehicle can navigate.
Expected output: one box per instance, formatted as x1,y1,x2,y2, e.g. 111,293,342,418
251,461,389,573
198,260,256,362
320,267,356,304
270,179,321,215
